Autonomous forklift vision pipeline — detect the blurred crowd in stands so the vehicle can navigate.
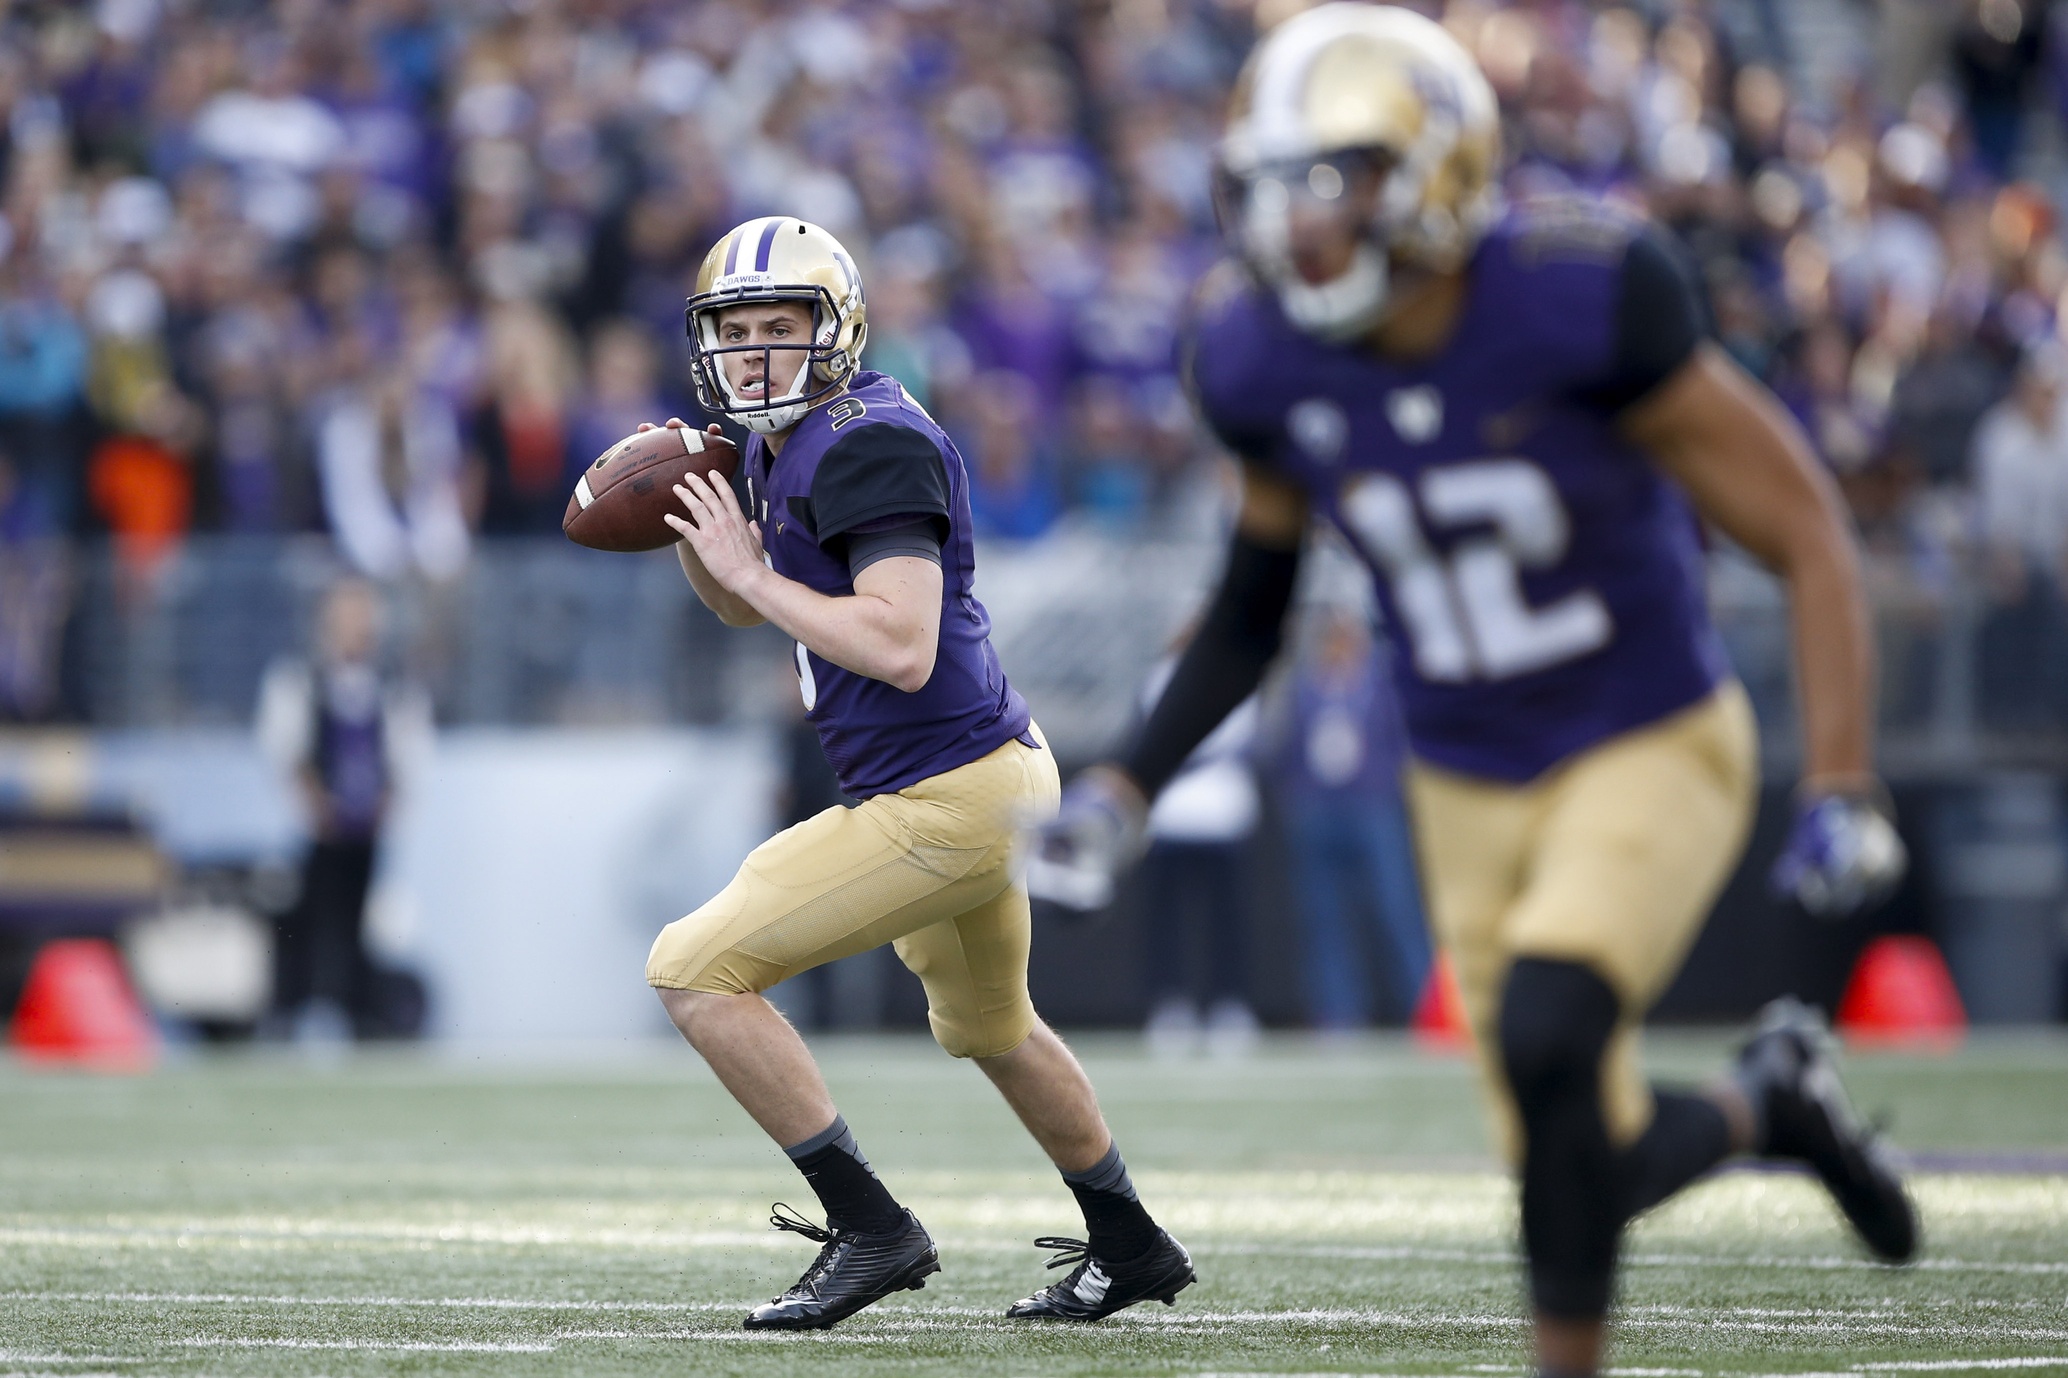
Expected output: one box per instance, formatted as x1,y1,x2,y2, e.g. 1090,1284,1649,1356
5,0,2068,725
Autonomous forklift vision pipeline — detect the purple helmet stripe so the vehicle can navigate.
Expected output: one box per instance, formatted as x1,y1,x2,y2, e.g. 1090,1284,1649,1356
754,217,785,272
722,224,747,277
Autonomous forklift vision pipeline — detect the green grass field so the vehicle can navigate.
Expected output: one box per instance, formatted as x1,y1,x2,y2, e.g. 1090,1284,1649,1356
2,1033,2065,1377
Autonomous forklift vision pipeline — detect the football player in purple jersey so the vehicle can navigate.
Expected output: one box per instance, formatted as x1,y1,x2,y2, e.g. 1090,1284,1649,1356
1031,7,1913,1375
640,217,1193,1331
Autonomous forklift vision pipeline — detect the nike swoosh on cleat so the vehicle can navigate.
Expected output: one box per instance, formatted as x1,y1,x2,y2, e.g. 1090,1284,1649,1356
1071,1264,1110,1305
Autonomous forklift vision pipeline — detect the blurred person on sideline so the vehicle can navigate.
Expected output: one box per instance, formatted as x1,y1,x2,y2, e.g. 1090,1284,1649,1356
1970,342,2068,729
315,370,470,582
1137,639,1262,1058
256,577,431,1041
1277,608,1430,1032
0,443,75,722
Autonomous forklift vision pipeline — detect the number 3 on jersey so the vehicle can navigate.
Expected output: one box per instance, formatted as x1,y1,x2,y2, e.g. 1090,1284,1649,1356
1339,458,1612,682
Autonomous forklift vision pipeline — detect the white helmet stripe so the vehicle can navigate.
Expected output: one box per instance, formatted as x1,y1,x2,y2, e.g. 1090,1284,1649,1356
1241,3,1362,164
721,216,775,277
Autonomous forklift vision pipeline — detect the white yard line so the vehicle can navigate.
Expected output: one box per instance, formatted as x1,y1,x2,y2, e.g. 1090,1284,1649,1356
548,1329,903,1344
0,1222,784,1250
177,1337,555,1353
1855,1363,2068,1372
1214,1242,2068,1277
0,1290,740,1312
9,1220,2066,1279
1568,1362,2068,1378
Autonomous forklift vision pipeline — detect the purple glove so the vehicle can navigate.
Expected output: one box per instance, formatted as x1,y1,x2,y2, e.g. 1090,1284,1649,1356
1770,791,1908,919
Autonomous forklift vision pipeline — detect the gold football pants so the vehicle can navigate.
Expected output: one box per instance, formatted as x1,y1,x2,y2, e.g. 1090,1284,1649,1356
1406,683,1758,1164
646,727,1059,1060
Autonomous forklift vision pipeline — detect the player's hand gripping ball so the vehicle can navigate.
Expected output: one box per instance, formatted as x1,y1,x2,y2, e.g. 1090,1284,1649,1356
563,420,739,552
1770,789,1909,919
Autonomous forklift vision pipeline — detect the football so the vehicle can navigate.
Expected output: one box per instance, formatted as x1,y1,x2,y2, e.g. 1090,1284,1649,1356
562,425,741,553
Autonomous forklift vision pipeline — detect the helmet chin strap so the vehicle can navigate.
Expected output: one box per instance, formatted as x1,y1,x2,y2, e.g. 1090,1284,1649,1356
1277,243,1390,342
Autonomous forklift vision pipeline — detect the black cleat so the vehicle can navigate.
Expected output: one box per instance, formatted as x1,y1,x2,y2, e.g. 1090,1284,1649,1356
741,1204,939,1330
1737,997,1919,1263
1005,1231,1196,1321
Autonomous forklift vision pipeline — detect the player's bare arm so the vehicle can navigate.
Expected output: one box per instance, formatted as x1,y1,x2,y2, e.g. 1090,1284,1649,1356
1622,344,1875,788
1233,462,1311,550
668,466,943,693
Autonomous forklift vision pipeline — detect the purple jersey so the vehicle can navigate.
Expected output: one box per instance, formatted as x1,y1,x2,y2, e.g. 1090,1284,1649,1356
1188,203,1732,783
742,370,1032,798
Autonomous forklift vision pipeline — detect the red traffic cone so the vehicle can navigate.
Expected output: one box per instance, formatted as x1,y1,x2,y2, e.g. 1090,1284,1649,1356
8,938,158,1071
1412,951,1470,1050
1835,935,1966,1050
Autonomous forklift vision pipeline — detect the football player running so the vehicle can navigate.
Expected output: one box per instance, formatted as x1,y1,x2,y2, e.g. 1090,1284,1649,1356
642,216,1194,1331
1031,7,1913,1375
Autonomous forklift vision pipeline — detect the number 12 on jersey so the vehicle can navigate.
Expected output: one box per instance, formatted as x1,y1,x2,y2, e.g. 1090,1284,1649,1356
1338,458,1612,683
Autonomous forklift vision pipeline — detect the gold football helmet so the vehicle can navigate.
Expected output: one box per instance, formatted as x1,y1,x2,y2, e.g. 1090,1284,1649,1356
1216,3,1501,339
686,217,868,434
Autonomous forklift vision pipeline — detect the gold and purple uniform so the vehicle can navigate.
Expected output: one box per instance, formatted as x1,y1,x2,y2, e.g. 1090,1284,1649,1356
1187,201,1758,1155
647,372,1054,1059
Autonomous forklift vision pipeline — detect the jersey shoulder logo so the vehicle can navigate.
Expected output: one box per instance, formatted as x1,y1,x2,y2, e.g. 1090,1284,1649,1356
1289,397,1348,464
826,398,867,430
1385,387,1443,444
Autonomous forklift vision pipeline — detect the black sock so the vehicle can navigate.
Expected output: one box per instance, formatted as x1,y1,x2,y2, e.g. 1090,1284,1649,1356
1063,1142,1160,1261
1620,1088,1734,1218
783,1115,904,1234
1500,959,1623,1322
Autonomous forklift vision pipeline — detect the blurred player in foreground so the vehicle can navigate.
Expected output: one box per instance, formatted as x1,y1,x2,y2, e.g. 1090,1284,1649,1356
1031,8,1914,1375
642,217,1193,1330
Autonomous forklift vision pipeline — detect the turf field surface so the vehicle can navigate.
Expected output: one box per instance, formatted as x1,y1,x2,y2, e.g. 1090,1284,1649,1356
2,1033,2065,1377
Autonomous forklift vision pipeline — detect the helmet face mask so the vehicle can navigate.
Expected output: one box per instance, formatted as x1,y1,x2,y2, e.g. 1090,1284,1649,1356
1214,148,1400,340
685,218,867,435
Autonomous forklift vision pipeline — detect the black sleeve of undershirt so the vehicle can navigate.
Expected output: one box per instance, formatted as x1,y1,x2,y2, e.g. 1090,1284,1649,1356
809,423,951,552
847,518,942,577
1570,226,1711,414
1120,532,1302,799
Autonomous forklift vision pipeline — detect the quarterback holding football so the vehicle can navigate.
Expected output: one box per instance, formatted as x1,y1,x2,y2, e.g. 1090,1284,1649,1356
641,216,1194,1329
1034,6,1914,1375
